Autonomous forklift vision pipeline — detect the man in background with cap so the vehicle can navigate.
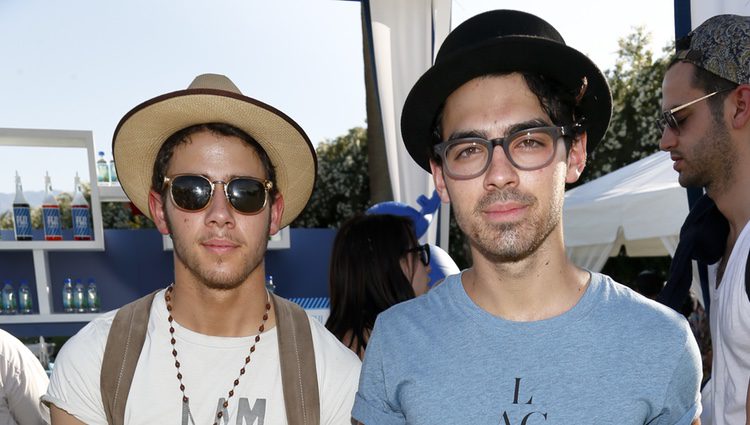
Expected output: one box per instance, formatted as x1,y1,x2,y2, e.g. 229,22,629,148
353,9,702,424
657,14,750,425
43,74,360,424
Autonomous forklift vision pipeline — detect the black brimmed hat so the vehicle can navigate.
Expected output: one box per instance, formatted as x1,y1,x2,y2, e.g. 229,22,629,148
401,9,613,172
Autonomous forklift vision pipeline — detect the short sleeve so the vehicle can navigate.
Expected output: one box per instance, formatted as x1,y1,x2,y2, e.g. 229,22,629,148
351,317,405,425
308,317,362,425
0,336,50,424
42,317,112,424
656,327,703,425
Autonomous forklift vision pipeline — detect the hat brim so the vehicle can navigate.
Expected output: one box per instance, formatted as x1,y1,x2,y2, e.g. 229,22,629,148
401,35,613,172
113,88,317,228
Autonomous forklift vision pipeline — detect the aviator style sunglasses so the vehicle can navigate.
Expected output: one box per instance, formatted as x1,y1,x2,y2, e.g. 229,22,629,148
163,174,273,214
405,244,431,267
657,88,734,134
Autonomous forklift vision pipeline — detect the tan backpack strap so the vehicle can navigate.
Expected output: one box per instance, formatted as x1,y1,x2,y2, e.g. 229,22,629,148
101,290,159,425
272,294,320,425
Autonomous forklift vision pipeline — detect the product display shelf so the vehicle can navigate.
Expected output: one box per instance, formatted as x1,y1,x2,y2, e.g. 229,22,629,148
0,248,108,324
97,183,127,202
0,128,107,324
0,312,103,324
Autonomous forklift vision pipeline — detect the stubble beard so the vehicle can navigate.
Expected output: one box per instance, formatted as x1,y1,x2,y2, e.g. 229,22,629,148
678,117,735,197
454,186,563,263
166,211,270,291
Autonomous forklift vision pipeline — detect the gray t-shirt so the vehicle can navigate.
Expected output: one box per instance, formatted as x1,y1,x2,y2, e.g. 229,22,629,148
353,272,701,424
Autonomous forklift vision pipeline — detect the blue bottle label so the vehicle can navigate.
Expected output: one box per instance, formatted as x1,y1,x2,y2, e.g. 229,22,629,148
72,205,92,240
42,206,62,240
12,205,32,239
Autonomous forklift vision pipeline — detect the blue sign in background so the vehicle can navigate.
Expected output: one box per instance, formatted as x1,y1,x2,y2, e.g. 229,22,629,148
0,227,336,337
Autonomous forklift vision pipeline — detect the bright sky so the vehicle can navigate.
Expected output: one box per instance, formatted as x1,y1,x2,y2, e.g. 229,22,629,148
0,0,674,194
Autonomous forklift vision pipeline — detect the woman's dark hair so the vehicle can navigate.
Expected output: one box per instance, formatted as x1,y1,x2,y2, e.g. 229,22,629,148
632,270,665,299
151,122,278,202
325,214,419,356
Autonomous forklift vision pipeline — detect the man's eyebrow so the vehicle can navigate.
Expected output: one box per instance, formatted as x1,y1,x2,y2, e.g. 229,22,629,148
505,119,552,135
446,118,551,141
446,129,485,141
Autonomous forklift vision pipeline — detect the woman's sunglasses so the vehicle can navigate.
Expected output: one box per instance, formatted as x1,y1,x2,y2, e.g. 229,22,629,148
163,174,273,215
405,244,430,266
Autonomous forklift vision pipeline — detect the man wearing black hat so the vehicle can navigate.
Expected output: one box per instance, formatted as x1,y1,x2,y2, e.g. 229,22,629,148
657,14,750,425
352,10,702,424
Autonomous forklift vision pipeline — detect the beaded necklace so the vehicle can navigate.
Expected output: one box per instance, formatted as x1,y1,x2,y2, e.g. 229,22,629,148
165,284,271,425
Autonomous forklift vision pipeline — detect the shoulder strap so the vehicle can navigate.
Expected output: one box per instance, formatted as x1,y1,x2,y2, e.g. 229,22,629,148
272,294,320,425
745,251,750,303
99,290,320,425
101,290,159,425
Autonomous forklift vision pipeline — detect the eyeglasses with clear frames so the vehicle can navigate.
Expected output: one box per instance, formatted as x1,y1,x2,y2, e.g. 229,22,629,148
433,125,581,180
657,88,734,134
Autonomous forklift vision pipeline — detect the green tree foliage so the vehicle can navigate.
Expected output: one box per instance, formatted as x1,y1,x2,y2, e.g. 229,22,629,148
578,27,671,185
576,27,675,284
102,202,155,229
0,210,13,229
292,127,370,228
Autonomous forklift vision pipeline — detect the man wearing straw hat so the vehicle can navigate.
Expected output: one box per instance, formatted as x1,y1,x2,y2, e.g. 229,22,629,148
43,74,360,424
353,9,702,424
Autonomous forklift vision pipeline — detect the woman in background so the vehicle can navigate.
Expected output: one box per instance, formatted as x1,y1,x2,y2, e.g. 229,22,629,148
325,213,431,358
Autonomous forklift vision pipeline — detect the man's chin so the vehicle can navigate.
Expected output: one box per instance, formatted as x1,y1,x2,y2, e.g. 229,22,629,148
199,276,247,291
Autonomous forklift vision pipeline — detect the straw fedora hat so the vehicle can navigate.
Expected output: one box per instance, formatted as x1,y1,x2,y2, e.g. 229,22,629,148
112,73,317,228
401,9,613,172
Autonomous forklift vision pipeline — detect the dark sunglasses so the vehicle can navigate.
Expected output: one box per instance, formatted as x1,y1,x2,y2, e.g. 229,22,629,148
163,174,273,214
405,244,430,266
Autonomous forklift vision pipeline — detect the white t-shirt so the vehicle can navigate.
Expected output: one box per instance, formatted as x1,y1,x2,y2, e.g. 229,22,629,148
0,329,50,425
701,221,750,425
43,290,361,425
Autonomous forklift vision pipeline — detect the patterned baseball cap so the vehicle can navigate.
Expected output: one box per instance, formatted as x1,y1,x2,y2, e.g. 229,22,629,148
674,14,750,85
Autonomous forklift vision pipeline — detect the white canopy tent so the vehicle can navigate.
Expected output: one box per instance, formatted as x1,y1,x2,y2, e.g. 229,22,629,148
563,151,690,272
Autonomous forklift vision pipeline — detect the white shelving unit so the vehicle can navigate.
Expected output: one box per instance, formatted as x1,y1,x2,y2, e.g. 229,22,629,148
0,128,106,324
0,312,103,324
97,183,128,202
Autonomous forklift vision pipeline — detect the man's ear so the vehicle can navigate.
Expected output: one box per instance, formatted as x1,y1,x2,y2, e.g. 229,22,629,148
566,132,588,184
430,160,451,204
148,190,170,236
269,192,285,236
729,85,750,129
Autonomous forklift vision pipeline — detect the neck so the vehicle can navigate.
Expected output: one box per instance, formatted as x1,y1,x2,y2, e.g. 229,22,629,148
169,267,275,337
464,230,590,321
709,171,750,247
